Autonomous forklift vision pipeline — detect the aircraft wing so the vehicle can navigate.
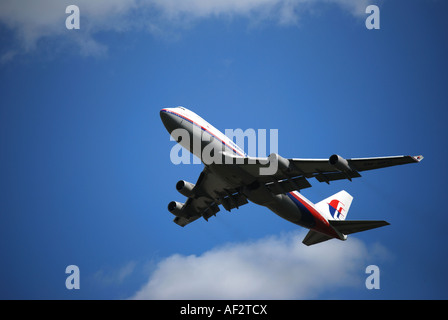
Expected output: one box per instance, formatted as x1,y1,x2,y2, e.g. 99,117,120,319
294,154,423,183
172,166,249,227
172,154,423,226
292,154,423,173
236,154,423,184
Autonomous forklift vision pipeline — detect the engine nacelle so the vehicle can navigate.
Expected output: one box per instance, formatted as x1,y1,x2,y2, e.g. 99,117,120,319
329,154,351,172
176,180,195,198
168,201,185,217
268,153,291,173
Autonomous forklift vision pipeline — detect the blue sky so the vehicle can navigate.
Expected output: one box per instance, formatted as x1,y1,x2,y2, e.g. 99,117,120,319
1,0,447,299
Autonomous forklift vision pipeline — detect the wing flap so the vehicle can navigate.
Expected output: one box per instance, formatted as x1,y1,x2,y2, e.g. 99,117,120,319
266,176,312,194
219,192,248,212
315,171,361,183
174,215,201,227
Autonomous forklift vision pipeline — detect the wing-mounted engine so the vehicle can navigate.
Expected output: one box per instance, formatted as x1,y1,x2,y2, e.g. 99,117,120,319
176,180,195,197
167,199,201,227
329,154,352,172
167,165,255,227
168,201,187,218
269,153,292,173
168,178,224,225
315,154,361,183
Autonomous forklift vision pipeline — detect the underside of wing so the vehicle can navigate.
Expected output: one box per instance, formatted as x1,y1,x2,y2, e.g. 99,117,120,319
168,152,422,226
347,155,423,171
292,154,423,183
169,166,249,227
234,153,423,185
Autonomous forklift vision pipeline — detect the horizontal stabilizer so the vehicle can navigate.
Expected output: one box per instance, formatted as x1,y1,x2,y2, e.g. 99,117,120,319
302,230,333,246
329,220,390,235
302,220,390,246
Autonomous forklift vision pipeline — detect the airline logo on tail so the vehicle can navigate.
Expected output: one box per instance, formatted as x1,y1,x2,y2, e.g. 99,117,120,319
328,200,345,220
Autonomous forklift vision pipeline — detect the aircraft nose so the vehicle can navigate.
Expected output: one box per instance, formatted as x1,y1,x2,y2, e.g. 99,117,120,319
160,108,181,134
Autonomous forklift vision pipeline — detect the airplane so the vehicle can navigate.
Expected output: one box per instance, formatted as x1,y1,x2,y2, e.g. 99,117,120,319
160,106,423,246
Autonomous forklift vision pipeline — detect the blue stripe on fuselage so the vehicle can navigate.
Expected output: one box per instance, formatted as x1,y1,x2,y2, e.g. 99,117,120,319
286,192,316,227
161,109,246,157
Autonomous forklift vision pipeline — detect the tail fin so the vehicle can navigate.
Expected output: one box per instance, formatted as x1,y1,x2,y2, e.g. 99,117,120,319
315,190,353,221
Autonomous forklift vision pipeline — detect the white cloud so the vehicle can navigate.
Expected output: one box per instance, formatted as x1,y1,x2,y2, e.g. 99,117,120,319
0,0,138,58
151,0,370,25
130,231,388,299
94,260,138,285
0,0,370,60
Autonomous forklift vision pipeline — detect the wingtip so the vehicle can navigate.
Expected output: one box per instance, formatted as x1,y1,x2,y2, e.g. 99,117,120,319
413,155,424,162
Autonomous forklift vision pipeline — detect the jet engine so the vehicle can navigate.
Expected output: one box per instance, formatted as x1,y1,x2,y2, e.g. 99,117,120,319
268,153,291,173
329,154,351,172
168,201,185,217
176,180,195,198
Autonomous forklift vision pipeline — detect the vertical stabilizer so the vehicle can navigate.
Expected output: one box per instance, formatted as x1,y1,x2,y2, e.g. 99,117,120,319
315,190,353,221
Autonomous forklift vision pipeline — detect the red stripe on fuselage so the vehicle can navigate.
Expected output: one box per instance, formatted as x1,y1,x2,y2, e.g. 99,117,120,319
162,109,246,157
288,191,341,239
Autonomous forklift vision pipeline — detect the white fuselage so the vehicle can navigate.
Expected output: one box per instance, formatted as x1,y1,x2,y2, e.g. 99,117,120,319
160,107,343,240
